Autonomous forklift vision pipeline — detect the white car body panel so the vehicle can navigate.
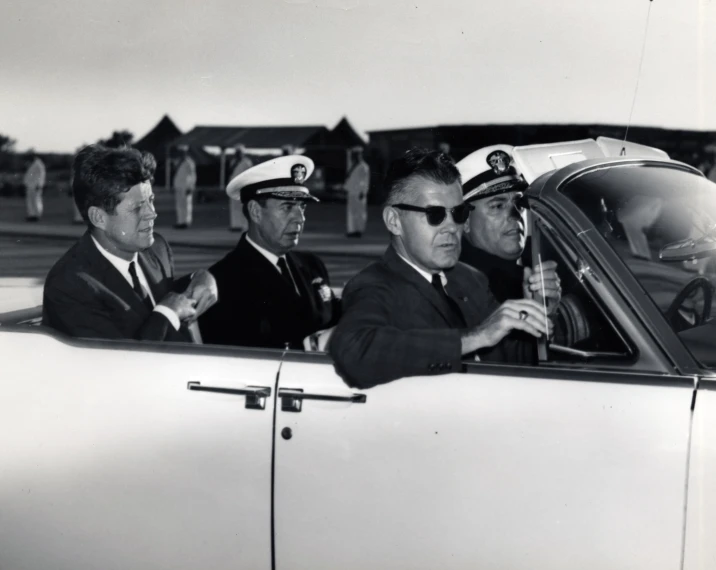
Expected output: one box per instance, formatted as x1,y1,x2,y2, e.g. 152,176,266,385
513,139,603,183
274,359,692,570
0,332,277,570
684,384,716,570
596,136,670,160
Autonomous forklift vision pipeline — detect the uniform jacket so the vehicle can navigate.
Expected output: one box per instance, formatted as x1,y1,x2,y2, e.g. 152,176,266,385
345,160,370,233
23,158,46,190
42,231,192,342
459,237,531,303
198,235,340,349
329,245,535,389
173,157,197,192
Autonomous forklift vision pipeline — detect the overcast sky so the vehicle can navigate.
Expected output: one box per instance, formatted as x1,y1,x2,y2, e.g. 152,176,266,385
1,0,715,152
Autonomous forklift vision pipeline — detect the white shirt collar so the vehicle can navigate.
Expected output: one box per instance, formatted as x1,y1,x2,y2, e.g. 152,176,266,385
396,252,447,287
246,234,283,269
91,234,137,272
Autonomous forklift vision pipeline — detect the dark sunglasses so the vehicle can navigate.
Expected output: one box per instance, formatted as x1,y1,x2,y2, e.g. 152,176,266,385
392,203,474,226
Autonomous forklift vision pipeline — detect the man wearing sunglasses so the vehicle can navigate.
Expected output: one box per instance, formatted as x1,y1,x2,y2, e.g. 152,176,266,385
457,145,561,309
330,147,552,389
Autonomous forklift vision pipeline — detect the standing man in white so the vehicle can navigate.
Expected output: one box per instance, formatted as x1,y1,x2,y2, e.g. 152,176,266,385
228,145,253,232
24,152,46,222
173,145,196,229
345,146,369,237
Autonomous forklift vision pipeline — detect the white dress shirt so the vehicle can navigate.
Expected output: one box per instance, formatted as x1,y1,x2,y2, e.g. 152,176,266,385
91,235,180,330
396,252,448,287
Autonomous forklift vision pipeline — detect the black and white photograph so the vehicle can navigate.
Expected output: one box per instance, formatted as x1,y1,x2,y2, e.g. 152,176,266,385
1,0,716,568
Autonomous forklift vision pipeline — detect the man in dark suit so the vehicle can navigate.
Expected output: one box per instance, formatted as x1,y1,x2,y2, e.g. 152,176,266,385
329,148,552,389
198,155,340,349
43,144,218,342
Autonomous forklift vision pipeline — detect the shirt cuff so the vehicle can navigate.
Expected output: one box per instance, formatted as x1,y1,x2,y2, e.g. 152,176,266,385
153,305,180,330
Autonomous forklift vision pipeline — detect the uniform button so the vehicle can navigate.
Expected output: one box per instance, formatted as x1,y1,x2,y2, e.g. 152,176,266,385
447,362,453,370
439,363,447,371
428,364,436,372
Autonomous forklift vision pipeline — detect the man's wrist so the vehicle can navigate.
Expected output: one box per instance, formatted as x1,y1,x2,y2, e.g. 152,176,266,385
460,326,487,355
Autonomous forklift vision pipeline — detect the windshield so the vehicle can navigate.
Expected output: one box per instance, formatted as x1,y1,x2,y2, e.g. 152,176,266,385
560,163,716,369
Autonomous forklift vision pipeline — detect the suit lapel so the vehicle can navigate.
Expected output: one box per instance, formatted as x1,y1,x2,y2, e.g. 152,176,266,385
444,269,476,325
383,246,461,328
82,232,150,316
138,248,166,303
286,253,318,313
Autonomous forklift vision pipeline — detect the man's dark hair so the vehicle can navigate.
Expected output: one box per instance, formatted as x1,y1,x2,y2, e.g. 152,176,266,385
73,144,156,225
383,147,461,205
242,197,267,220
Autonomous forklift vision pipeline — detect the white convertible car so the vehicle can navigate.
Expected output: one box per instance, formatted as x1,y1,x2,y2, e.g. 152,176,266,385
2,139,716,570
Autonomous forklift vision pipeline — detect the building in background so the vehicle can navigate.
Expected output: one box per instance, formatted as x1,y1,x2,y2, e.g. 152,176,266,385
160,117,366,201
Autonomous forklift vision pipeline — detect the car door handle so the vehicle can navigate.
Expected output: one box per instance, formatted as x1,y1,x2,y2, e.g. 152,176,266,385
278,388,366,413
187,382,271,410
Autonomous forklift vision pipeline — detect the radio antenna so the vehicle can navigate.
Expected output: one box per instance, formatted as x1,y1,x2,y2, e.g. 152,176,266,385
622,0,655,154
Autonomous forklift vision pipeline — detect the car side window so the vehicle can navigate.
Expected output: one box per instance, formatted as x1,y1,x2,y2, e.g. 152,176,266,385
533,221,635,364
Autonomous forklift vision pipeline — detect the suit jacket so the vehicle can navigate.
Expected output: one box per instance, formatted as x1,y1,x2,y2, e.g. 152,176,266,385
198,235,340,349
42,231,191,342
329,246,535,389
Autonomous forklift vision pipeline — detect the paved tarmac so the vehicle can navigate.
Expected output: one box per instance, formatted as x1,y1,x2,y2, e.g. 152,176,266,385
0,191,387,313
0,191,389,257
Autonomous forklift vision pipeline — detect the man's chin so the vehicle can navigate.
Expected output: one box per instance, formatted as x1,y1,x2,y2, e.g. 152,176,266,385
138,232,155,249
282,235,301,247
436,251,460,268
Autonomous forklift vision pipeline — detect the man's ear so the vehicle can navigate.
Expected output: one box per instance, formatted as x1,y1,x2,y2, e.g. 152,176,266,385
247,200,262,224
383,205,402,237
87,206,106,230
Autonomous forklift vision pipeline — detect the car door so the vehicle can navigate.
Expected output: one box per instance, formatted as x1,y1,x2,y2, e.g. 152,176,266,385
272,358,692,570
683,377,716,570
0,329,278,570
271,210,694,569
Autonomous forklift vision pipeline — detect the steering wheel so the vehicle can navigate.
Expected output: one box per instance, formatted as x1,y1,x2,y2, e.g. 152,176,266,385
665,277,713,331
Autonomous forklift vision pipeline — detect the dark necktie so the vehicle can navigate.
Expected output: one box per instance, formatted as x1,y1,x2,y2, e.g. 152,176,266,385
128,261,154,311
277,257,300,296
431,273,466,328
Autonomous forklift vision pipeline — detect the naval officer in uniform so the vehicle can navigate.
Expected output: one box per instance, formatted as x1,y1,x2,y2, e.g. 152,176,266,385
199,154,340,349
345,146,370,237
173,145,196,229
24,152,46,222
228,145,253,232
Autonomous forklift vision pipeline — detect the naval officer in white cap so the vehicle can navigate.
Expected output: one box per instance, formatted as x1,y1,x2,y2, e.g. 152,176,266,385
457,144,561,310
172,145,196,229
198,154,340,349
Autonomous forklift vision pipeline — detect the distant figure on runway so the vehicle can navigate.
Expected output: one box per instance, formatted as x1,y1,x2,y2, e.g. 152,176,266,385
173,145,196,229
228,145,253,232
345,146,369,238
23,152,46,222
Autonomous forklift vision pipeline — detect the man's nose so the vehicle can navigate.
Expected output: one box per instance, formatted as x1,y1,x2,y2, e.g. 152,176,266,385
143,203,158,220
509,203,523,219
292,206,306,223
441,213,459,233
